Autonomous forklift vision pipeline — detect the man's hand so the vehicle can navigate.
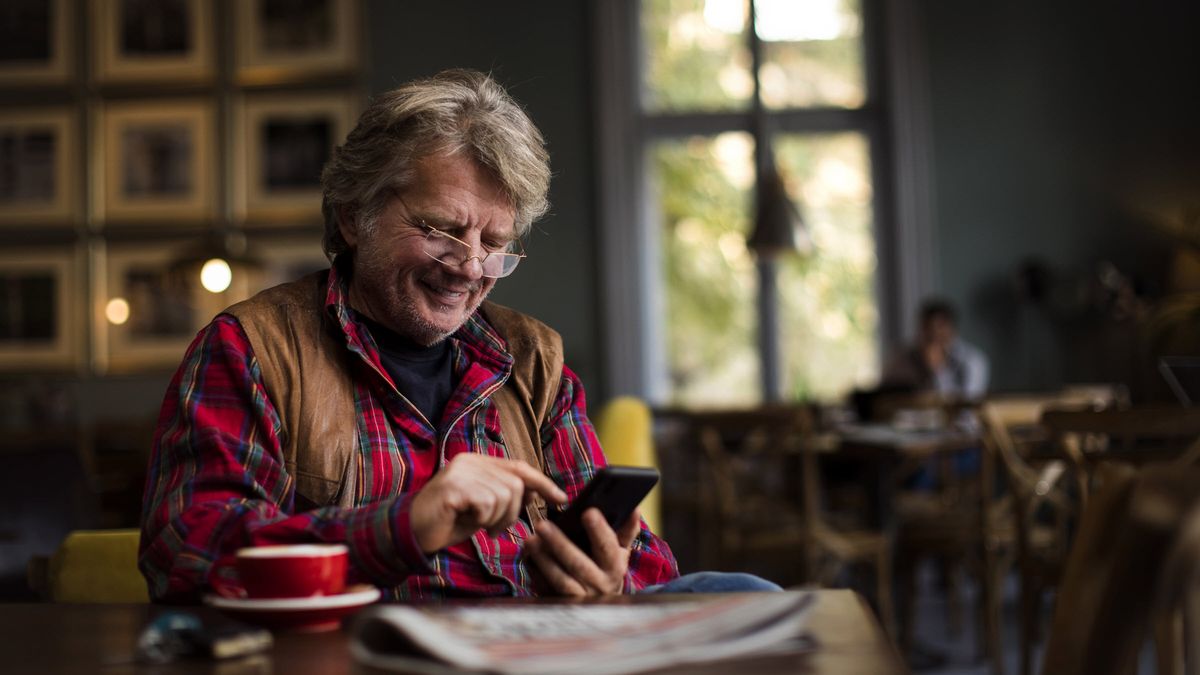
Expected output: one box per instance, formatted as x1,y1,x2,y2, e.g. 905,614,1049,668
410,454,567,554
922,341,947,372
523,507,641,596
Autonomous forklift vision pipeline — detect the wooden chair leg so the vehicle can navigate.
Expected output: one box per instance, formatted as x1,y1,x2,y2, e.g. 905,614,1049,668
982,554,1005,675
945,556,964,639
895,547,917,656
1019,570,1038,675
877,547,897,640
1153,609,1184,675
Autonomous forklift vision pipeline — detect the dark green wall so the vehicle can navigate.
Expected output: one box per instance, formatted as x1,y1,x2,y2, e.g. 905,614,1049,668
365,1,604,400
918,0,1200,396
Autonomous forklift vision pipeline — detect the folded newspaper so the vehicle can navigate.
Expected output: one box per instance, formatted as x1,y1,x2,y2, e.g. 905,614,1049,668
349,591,816,674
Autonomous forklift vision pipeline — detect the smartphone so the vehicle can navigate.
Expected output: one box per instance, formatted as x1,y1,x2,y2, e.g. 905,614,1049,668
546,466,659,557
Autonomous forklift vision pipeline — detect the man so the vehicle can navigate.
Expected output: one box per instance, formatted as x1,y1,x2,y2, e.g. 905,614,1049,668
883,298,989,400
140,70,768,602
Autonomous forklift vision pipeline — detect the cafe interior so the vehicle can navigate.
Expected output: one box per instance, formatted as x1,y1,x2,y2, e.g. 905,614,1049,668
1,1,1199,673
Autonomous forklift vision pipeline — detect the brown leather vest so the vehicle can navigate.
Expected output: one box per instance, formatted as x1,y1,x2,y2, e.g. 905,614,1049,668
224,271,563,524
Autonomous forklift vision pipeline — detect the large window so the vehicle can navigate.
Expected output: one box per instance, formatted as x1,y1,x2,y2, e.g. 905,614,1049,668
635,0,881,406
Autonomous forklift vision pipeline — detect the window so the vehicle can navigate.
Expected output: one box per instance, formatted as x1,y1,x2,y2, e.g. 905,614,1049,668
597,0,900,406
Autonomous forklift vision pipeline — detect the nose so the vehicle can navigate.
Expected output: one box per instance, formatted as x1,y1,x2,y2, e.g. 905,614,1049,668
451,255,485,281
449,230,486,281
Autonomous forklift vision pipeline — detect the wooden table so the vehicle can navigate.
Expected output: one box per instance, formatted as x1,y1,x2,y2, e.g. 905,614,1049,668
0,590,907,674
818,423,980,531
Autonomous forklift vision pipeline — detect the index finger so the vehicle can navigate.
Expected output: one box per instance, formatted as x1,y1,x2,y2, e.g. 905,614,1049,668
505,460,568,504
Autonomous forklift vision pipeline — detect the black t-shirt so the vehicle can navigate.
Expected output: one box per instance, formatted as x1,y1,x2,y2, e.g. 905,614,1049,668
358,314,454,428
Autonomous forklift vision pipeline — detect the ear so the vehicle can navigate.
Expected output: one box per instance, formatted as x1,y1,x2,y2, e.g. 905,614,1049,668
337,206,359,248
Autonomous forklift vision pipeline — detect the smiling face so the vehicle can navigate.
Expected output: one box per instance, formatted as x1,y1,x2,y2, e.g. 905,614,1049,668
338,152,516,345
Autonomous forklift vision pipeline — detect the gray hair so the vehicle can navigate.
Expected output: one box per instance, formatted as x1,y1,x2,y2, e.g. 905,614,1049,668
321,69,551,260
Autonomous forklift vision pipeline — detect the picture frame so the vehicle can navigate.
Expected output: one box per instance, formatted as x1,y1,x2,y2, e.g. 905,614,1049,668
92,0,213,83
0,108,78,224
95,99,214,224
234,0,359,84
97,242,235,372
0,0,73,85
233,91,358,223
0,247,82,371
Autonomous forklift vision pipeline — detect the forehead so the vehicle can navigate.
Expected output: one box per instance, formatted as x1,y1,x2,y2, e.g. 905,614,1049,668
400,153,515,234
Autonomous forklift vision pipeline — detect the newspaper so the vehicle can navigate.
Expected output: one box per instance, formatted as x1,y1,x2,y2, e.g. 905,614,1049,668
349,591,816,674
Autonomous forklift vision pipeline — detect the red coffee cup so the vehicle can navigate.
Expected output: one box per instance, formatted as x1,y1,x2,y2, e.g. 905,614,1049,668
211,544,349,599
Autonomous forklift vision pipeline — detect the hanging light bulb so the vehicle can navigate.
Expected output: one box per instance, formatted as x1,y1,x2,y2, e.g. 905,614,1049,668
200,258,233,293
105,297,131,325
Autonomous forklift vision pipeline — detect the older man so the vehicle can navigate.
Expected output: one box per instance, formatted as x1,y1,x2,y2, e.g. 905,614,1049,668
140,70,693,602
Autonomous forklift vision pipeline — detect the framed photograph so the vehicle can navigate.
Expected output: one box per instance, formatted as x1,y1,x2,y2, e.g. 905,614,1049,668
95,100,214,223
0,0,73,84
233,91,357,223
92,0,213,83
0,248,81,371
98,242,234,372
234,0,359,84
0,108,78,224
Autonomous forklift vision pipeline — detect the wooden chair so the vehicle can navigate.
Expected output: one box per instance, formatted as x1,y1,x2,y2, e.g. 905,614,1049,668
978,392,1113,675
595,396,662,532
27,529,148,603
885,394,986,659
1041,463,1200,675
692,406,896,636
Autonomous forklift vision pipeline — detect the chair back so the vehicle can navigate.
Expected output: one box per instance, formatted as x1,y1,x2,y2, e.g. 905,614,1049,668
1042,464,1200,675
33,529,148,603
686,406,817,570
595,396,661,532
1041,405,1200,461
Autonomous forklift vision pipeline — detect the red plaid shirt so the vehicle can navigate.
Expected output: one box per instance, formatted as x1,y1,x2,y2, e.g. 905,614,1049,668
139,265,678,602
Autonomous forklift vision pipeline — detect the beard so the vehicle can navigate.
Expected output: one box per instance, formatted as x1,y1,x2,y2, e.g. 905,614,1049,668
349,247,490,347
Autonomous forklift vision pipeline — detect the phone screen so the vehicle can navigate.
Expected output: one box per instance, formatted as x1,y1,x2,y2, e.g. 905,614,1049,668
546,466,659,556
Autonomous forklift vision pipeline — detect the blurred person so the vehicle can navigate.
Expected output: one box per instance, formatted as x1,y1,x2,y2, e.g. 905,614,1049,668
883,298,989,400
140,69,774,603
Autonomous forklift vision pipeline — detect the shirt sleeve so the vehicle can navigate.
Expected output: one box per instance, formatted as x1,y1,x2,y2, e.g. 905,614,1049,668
959,341,990,399
539,365,680,592
138,314,431,603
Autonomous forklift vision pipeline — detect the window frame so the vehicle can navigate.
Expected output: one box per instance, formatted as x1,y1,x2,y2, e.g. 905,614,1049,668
592,0,934,404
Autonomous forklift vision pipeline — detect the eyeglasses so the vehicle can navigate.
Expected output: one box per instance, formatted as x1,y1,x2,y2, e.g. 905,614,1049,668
392,191,525,278
410,219,525,278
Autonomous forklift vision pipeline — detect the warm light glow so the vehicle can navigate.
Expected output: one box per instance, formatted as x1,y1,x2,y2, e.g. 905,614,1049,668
200,258,232,293
105,298,130,325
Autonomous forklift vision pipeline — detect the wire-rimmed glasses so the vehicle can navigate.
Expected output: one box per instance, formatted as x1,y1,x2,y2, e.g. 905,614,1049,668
402,218,523,279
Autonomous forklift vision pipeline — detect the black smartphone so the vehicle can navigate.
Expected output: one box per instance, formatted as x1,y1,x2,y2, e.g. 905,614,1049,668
546,466,659,557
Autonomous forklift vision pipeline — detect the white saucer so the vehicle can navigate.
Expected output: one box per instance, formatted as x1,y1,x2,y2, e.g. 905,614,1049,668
204,586,381,631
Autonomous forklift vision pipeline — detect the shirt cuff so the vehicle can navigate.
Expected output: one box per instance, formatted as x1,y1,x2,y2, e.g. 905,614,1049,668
345,494,435,585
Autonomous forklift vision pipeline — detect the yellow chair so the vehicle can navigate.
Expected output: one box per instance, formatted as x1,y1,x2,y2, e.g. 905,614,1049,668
595,396,662,533
32,529,149,603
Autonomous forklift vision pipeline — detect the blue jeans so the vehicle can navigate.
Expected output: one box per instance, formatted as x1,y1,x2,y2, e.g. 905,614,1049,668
640,571,782,594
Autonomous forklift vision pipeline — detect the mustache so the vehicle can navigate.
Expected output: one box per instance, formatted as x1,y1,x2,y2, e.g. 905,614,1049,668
421,273,482,294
